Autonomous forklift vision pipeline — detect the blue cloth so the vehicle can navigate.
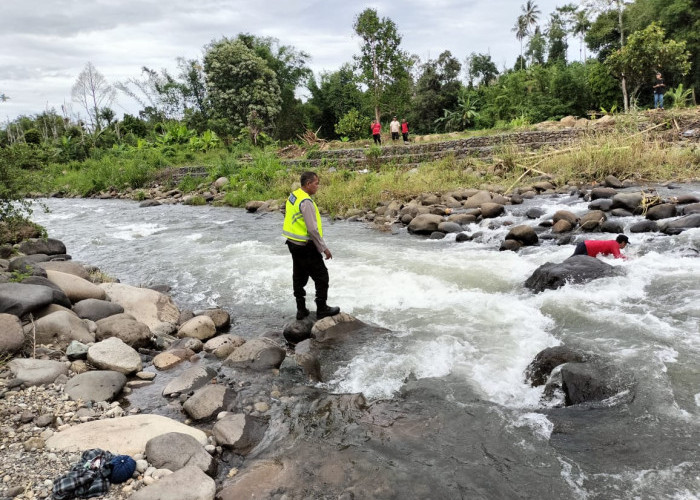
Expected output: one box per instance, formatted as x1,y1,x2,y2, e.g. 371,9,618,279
109,455,136,484
654,93,664,109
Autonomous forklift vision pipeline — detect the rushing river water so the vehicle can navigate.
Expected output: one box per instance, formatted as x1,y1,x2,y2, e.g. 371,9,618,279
31,188,700,499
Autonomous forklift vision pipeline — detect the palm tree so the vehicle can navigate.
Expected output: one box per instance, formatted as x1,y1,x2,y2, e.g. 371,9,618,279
572,9,591,62
521,1,541,35
512,16,528,70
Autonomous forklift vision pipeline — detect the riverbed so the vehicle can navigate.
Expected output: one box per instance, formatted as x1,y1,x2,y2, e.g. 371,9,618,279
31,187,700,498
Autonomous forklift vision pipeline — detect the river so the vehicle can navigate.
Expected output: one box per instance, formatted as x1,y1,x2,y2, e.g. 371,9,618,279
31,188,700,498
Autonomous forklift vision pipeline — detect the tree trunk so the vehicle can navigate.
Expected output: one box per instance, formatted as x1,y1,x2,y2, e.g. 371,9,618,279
621,74,629,112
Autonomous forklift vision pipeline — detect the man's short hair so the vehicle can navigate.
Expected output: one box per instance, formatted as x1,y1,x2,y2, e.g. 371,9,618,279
300,171,318,187
616,234,629,245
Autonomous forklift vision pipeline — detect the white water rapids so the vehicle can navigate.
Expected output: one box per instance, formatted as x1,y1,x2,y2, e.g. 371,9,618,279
30,188,700,498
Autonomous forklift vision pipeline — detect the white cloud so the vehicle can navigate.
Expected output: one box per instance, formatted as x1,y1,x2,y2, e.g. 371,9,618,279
0,0,573,121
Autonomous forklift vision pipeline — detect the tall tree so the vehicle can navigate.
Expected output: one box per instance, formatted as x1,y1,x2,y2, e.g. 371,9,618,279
512,16,529,70
521,1,541,36
606,23,691,109
546,12,569,64
526,26,547,66
353,8,408,122
203,38,281,138
411,51,462,133
572,9,592,62
307,64,364,139
467,53,499,87
71,62,116,133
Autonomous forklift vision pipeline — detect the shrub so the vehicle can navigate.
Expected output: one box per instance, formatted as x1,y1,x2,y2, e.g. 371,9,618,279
335,109,369,141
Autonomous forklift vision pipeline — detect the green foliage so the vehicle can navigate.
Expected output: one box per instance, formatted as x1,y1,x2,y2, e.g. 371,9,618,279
223,149,289,206
9,269,32,283
335,109,368,141
24,129,41,145
177,175,202,193
184,195,206,206
411,51,462,134
0,147,34,220
434,90,480,132
666,84,693,108
203,37,282,137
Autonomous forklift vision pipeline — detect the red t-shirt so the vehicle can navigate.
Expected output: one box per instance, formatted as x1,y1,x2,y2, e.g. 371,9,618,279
371,123,381,135
584,240,623,259
401,122,409,133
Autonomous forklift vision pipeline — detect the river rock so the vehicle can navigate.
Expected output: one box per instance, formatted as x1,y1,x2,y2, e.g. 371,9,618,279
552,210,578,226
95,313,152,348
524,255,625,293
194,308,231,331
604,175,624,188
590,187,617,200
601,220,624,234
525,208,545,219
20,276,72,308
46,269,106,302
552,219,573,233
505,225,538,246
579,210,606,231
46,414,207,455
72,298,124,321
561,361,634,406
499,239,522,252
224,338,285,370
37,261,90,280
178,315,217,340
407,214,443,234
480,202,504,218
525,346,587,387
8,358,68,386
588,199,613,211
0,313,24,354
8,254,50,275
153,348,194,370
611,192,643,211
66,340,89,360
87,337,142,374
294,339,322,381
429,231,445,239
169,337,203,353
203,334,246,359
162,366,216,396
447,214,477,225
681,202,700,215
437,221,463,233
0,283,55,317
145,432,216,476
64,370,127,402
182,385,235,421
212,414,266,455
17,238,66,256
283,318,314,344
139,199,162,207
311,313,363,342
660,213,700,235
129,466,216,500
630,220,658,233
646,203,676,220
100,282,179,336
30,310,94,348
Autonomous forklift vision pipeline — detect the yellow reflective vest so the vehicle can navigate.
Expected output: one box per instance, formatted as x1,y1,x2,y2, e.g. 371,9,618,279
282,188,323,242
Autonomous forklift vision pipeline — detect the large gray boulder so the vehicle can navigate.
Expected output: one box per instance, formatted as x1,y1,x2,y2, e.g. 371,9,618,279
283,318,314,344
64,370,127,402
525,346,587,387
46,270,106,302
162,366,216,397
100,283,179,336
194,308,231,331
8,255,50,275
660,214,700,235
480,202,504,218
524,255,625,293
224,338,285,370
0,313,24,355
407,214,443,235
87,337,142,374
8,358,68,386
95,313,152,348
561,361,635,406
646,203,676,221
611,192,643,212
177,316,216,340
145,432,216,476
462,190,491,209
29,310,94,348
0,283,55,317
182,385,235,421
578,210,606,231
38,261,90,280
72,298,124,322
17,238,66,256
129,466,215,500
20,276,71,308
504,225,538,246
212,414,266,455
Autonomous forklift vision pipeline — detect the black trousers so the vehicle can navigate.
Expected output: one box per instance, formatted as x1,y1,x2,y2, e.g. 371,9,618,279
286,241,329,303
373,134,381,144
572,241,587,256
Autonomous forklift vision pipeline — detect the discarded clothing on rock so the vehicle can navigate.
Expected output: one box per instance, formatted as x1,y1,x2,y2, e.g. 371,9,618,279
52,448,114,500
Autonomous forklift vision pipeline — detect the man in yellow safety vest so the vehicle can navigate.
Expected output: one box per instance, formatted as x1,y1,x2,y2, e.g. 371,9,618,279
283,171,340,320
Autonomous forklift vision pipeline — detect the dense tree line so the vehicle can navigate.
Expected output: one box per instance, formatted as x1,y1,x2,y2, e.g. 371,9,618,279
1,0,696,152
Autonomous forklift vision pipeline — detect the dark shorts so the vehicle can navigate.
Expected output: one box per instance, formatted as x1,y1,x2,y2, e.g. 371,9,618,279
572,241,588,256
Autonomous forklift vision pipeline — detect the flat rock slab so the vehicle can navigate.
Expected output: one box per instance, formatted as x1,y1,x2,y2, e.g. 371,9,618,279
163,366,216,397
100,282,179,336
46,269,106,302
87,337,142,374
145,432,216,475
8,358,69,386
0,283,55,317
46,414,207,455
64,370,127,402
129,466,215,500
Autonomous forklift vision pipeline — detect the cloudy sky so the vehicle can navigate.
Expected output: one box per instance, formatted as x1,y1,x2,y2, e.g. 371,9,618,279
1,0,578,122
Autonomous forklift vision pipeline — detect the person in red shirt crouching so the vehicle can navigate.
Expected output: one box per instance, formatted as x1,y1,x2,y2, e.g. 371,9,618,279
572,234,629,259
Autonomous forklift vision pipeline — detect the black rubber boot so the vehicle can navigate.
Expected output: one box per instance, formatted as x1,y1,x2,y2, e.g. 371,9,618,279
315,301,340,319
296,298,310,320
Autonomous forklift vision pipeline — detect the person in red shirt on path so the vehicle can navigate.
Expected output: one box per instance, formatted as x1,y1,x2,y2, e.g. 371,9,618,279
401,119,409,144
572,234,629,259
371,119,381,144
